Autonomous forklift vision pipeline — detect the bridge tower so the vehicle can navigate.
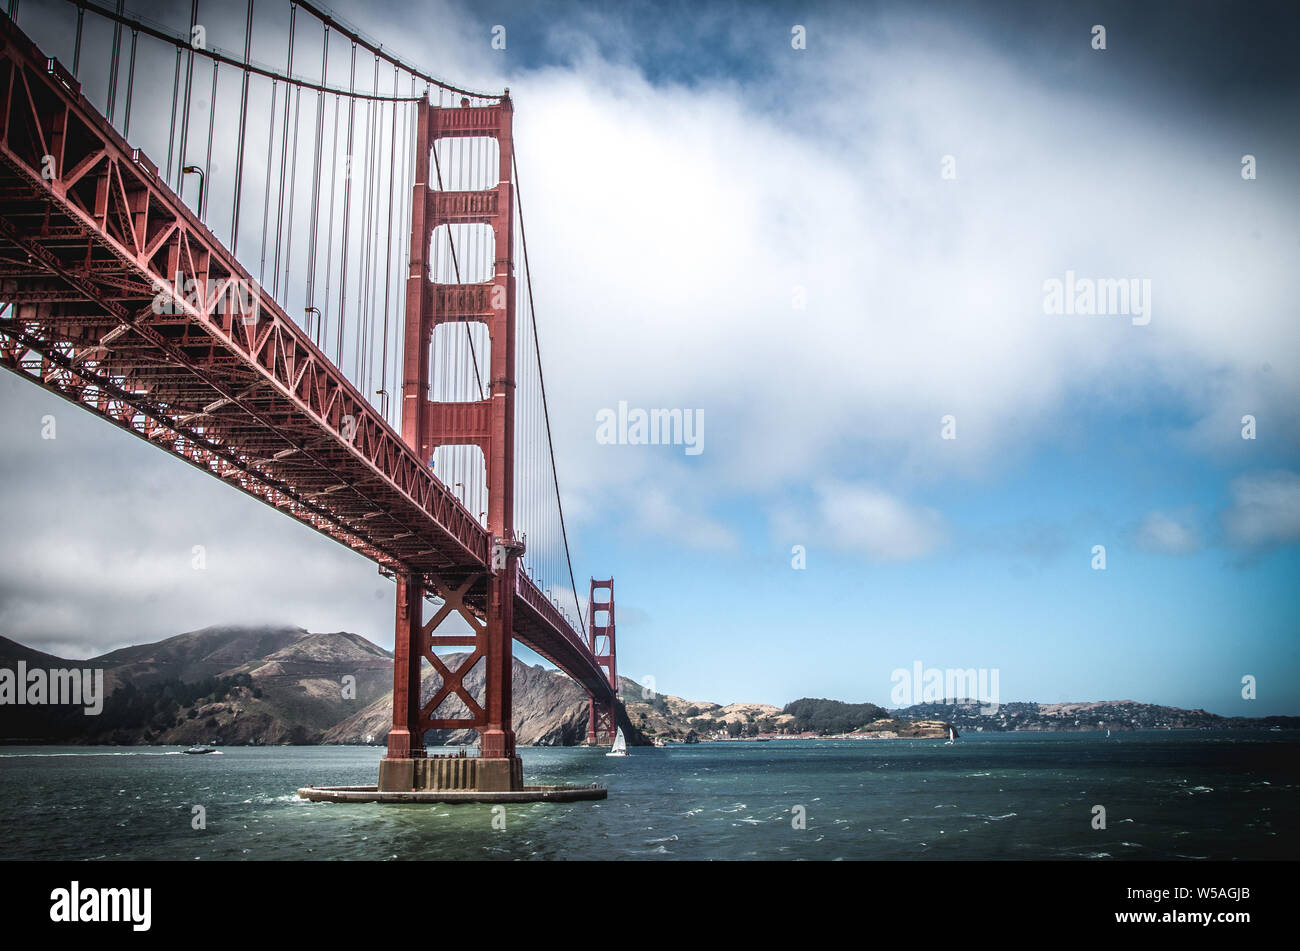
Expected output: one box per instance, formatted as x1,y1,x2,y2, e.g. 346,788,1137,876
586,578,619,746
379,92,522,793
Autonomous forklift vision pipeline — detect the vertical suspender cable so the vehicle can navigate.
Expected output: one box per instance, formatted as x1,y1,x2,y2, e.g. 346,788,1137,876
122,28,137,138
71,6,83,76
323,71,341,362
394,78,417,426
358,53,378,394
202,59,218,222
230,0,255,254
105,0,125,123
305,24,328,342
337,42,357,373
271,4,296,298
258,76,279,285
176,0,199,186
280,82,302,303
379,65,398,426
165,47,181,186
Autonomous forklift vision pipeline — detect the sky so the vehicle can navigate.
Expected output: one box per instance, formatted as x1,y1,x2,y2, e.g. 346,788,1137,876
1,0,1297,716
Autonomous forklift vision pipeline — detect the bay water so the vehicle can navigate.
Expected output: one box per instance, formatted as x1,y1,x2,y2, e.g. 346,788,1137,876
1,731,1294,860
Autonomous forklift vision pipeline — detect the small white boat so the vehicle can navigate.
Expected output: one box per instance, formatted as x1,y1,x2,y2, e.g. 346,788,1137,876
605,727,628,757
943,727,955,746
184,745,215,755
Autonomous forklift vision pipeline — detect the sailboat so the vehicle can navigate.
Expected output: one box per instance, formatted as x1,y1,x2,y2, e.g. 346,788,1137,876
943,727,955,746
606,726,628,757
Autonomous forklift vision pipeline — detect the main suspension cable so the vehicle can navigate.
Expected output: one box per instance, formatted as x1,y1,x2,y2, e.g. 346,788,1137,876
60,0,427,102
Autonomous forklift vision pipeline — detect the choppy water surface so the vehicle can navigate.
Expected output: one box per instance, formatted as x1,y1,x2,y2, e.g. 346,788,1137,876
0,731,1294,860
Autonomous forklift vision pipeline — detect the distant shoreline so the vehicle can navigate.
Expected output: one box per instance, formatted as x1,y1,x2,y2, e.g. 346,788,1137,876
1,725,1296,752
657,724,1299,744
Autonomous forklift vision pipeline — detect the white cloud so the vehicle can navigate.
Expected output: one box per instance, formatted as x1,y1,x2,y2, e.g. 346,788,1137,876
808,481,948,562
1222,471,1300,549
469,7,1300,542
634,486,738,552
1136,511,1201,555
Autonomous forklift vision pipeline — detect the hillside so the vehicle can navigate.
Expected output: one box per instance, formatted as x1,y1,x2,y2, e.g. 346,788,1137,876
0,626,649,747
88,624,308,694
222,631,392,735
894,699,1300,732
2,627,1295,745
617,690,951,739
0,625,390,745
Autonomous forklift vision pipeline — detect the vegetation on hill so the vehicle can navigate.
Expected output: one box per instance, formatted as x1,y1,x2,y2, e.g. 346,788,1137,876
781,697,890,734
1,672,256,742
895,699,1300,733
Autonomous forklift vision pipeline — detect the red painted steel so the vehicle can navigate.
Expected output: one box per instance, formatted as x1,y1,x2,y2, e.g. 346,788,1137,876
586,578,618,746
389,95,523,760
0,19,616,757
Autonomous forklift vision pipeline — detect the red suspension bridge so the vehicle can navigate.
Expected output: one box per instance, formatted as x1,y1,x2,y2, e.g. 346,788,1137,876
0,0,619,794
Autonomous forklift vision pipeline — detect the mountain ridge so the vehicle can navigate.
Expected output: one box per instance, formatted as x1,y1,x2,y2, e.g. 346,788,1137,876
2,626,1295,744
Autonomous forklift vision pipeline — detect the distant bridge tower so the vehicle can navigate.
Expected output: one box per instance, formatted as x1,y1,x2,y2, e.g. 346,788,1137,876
380,92,522,793
586,578,618,746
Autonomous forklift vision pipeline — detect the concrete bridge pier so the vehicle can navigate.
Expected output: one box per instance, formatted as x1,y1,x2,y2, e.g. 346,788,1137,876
378,754,523,793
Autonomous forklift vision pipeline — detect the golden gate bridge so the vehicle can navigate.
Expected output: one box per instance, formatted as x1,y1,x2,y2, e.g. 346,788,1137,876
0,0,618,798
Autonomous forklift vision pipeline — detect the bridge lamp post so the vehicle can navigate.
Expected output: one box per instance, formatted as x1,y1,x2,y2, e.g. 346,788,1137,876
181,165,205,221
375,388,389,419
304,307,322,347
